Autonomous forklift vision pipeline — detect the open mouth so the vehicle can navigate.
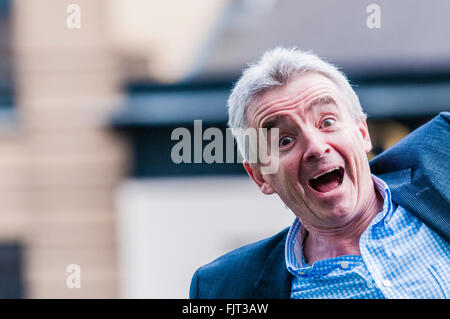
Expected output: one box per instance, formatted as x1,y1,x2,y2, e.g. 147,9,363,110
308,167,344,193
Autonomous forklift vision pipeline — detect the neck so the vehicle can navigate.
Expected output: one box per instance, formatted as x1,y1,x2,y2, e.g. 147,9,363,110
303,183,384,265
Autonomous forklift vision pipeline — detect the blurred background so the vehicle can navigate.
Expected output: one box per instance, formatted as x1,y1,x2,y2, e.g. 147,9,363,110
0,0,449,298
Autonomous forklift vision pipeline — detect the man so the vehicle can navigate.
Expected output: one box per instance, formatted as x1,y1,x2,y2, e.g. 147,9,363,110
190,47,449,299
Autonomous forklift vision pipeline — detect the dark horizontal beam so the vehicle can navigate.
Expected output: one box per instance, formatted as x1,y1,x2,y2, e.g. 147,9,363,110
111,78,450,129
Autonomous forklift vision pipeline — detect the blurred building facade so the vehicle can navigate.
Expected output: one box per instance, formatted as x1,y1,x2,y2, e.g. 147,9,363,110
0,0,448,298
0,0,128,298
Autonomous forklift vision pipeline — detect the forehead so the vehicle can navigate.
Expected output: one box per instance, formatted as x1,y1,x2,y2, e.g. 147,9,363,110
260,72,339,102
247,72,347,125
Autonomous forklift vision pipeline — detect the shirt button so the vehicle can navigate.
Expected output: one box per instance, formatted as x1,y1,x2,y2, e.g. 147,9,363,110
382,279,392,287
340,261,349,269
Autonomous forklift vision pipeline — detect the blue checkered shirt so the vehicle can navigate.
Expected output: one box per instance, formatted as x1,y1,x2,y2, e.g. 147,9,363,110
285,175,450,299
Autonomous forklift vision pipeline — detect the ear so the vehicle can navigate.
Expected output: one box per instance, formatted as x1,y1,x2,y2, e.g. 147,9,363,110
358,118,372,153
243,160,275,195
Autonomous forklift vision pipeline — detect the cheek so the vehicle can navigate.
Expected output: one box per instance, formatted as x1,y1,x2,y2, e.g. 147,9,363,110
264,160,294,198
344,132,370,182
269,160,294,192
329,131,367,180
274,161,308,205
335,129,367,157
277,154,303,185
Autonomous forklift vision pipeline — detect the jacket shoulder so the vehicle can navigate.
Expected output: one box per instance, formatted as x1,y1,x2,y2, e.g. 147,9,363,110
370,112,450,242
190,227,289,298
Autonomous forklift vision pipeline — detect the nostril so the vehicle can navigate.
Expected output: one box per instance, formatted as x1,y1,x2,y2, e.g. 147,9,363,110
304,145,330,161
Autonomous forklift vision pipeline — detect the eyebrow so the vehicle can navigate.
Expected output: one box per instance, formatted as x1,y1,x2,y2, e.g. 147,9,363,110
262,115,288,130
261,95,338,130
304,96,338,112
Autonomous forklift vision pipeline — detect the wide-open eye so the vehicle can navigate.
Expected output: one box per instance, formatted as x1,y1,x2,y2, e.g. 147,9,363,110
321,118,335,128
279,136,294,147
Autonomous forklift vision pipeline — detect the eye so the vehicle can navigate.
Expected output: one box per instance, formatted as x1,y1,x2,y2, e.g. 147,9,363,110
321,118,335,128
279,136,294,147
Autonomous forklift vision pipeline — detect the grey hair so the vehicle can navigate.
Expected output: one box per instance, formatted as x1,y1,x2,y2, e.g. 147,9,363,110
227,46,366,160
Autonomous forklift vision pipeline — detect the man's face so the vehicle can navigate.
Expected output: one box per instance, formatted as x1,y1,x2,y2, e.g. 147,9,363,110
245,72,374,228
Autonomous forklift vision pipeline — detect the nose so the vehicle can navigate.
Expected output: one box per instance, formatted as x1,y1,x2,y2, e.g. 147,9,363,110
302,133,330,162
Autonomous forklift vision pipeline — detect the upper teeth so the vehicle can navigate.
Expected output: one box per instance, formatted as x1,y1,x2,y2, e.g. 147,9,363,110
312,167,340,180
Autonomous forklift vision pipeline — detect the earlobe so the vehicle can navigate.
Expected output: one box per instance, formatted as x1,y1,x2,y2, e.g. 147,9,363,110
243,161,275,195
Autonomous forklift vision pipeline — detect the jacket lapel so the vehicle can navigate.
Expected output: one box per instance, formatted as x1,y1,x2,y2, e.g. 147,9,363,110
250,230,293,298
377,168,450,243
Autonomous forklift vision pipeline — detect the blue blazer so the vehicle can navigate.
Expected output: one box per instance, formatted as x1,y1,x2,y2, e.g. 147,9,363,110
189,112,450,299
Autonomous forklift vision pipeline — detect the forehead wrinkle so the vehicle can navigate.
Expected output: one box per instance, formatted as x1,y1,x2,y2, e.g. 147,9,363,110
255,85,313,114
249,89,308,126
256,86,336,128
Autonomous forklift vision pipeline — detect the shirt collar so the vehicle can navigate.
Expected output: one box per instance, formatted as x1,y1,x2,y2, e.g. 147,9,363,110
285,174,394,277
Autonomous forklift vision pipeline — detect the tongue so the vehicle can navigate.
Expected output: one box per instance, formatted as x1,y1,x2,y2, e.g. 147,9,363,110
311,171,341,193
